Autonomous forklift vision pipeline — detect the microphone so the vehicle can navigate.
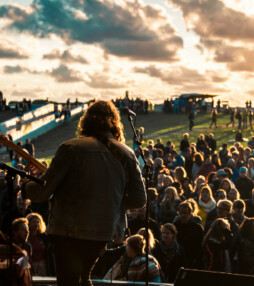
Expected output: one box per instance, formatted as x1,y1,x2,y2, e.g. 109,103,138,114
0,162,44,185
122,107,136,117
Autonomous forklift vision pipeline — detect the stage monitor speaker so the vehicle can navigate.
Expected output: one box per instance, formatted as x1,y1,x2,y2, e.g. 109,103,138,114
174,268,254,286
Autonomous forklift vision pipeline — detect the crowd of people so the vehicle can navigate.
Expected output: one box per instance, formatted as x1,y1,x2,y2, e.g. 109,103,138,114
113,91,150,115
1,103,254,284
227,108,253,130
94,133,254,283
163,97,219,114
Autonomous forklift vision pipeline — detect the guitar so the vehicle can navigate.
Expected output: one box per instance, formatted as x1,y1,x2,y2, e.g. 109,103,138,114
0,133,47,173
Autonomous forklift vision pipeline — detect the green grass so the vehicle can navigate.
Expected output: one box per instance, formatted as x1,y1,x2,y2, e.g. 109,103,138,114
122,112,254,151
20,112,254,164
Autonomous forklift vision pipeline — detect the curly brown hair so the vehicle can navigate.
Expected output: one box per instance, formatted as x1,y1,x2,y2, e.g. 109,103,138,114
78,101,125,143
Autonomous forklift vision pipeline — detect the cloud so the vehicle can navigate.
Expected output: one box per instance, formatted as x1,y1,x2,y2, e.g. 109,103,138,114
43,49,88,64
3,65,24,73
168,0,254,73
85,73,126,89
168,0,254,42
133,64,229,93
0,42,28,59
3,65,40,74
48,64,83,82
214,45,254,72
248,90,254,96
0,0,183,61
133,65,207,86
11,87,45,98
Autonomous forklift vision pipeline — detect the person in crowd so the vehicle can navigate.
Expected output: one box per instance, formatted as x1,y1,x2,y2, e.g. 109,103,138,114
245,189,254,218
181,177,195,199
137,228,157,252
211,169,228,192
212,152,221,170
219,144,229,167
173,198,202,226
172,151,185,169
192,152,204,181
154,138,164,150
147,188,159,222
129,207,161,240
238,218,254,275
248,136,254,149
227,109,236,127
204,190,227,233
196,134,209,154
244,147,252,164
235,129,243,142
125,235,161,282
22,100,146,286
198,186,216,225
219,178,233,195
27,213,48,276
174,166,187,184
93,231,127,279
227,188,240,203
235,109,242,130
180,133,190,154
227,158,240,182
207,133,217,153
215,189,227,202
224,167,233,180
249,109,253,129
232,200,246,226
173,202,204,268
153,158,165,186
23,138,35,157
1,191,32,235
247,157,254,180
193,175,206,198
183,147,193,179
243,109,248,129
209,109,217,129
232,150,244,169
159,187,181,224
152,223,185,283
207,172,217,193
12,218,31,260
203,218,233,272
198,155,216,178
204,200,240,255
235,167,254,200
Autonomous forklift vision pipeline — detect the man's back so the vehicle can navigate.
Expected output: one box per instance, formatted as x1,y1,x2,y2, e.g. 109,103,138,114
26,136,146,241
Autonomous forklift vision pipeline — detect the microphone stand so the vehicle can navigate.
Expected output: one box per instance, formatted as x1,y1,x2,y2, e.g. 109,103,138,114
0,162,43,286
127,114,152,286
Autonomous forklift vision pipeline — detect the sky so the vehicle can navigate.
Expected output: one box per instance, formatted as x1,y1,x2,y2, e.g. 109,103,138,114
0,0,254,105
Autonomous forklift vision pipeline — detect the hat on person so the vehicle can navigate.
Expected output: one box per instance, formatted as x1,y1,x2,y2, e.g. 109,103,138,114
239,167,247,173
216,169,227,177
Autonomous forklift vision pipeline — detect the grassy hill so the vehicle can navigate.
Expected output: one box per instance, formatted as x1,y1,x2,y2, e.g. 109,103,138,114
1,111,253,165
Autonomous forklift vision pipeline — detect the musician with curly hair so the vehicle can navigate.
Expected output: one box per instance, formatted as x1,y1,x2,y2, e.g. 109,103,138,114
22,100,146,286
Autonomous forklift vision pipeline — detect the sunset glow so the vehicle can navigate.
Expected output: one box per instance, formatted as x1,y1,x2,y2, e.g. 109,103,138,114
0,0,254,106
